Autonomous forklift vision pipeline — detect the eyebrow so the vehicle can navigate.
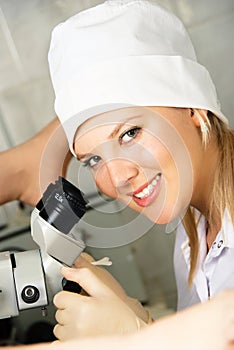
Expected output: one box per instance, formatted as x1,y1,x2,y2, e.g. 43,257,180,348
108,115,142,139
76,114,142,161
76,152,92,162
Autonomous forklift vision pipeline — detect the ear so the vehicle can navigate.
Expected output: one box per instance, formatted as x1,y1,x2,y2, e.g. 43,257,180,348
191,109,208,127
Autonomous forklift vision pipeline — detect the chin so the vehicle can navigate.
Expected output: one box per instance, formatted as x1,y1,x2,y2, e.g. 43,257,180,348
145,206,182,225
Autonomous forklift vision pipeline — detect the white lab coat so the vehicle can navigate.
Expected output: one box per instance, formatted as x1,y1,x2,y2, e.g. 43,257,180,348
174,209,234,310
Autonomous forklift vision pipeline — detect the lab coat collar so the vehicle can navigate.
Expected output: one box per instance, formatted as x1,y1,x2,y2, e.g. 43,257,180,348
180,209,234,301
221,209,234,249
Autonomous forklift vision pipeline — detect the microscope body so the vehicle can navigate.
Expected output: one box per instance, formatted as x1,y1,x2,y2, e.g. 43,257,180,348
0,177,87,319
0,249,49,318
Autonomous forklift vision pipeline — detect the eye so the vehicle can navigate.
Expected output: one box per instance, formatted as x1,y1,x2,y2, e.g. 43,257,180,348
83,155,101,168
119,127,141,144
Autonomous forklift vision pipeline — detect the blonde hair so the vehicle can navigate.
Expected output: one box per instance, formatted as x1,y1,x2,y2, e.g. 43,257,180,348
183,112,234,285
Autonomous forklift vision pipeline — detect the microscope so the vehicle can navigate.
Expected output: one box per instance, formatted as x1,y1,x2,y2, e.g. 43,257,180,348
0,177,87,319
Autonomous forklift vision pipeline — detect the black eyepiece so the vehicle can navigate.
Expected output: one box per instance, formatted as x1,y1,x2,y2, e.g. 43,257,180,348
37,177,87,234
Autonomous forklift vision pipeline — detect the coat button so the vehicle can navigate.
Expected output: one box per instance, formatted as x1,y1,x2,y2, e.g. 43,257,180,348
217,240,223,248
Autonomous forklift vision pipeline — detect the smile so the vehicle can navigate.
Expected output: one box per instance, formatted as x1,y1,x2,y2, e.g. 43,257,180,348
133,174,162,199
130,173,162,208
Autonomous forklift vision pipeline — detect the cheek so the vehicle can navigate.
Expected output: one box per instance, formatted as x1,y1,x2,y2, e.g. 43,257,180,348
159,154,193,222
92,165,118,199
142,138,193,223
145,132,193,194
139,136,175,172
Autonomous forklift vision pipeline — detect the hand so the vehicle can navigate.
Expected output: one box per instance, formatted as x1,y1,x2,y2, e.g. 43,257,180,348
53,253,149,340
147,290,234,350
75,253,150,322
2,291,234,350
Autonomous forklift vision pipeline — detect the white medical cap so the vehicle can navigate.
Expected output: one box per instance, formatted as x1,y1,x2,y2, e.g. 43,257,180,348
48,0,228,155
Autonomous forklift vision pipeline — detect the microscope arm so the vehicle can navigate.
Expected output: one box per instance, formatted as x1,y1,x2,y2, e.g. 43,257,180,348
0,177,87,319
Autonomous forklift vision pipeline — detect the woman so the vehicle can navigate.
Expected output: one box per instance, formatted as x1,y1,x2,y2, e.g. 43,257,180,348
1,0,234,347
45,0,234,340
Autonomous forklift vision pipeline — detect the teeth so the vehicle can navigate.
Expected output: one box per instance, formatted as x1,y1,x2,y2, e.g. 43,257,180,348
134,174,161,199
135,191,145,199
148,184,153,192
143,188,149,195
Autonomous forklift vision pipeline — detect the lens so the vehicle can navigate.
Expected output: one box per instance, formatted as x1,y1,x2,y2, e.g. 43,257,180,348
38,177,87,234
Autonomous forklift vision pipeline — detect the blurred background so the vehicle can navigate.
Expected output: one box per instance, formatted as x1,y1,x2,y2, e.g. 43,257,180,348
0,0,233,345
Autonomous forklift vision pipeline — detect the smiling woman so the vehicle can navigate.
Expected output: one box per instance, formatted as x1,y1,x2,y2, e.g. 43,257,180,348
74,106,194,226
1,0,234,348
45,0,234,338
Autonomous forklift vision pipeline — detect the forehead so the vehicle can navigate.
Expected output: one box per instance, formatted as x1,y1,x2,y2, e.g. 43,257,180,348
74,106,153,156
75,106,153,139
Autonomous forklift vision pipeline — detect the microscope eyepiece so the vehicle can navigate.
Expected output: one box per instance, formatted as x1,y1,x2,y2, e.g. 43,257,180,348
37,177,87,234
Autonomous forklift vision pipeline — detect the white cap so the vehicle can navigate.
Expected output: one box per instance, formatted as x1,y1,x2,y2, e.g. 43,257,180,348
48,0,228,155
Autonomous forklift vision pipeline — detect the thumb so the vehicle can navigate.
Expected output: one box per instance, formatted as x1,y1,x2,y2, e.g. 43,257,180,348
81,252,95,263
61,266,112,298
74,252,95,268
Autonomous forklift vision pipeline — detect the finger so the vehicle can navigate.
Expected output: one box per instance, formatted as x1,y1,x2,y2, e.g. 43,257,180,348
53,324,67,341
53,290,86,309
73,253,94,268
60,265,112,298
55,309,64,325
81,252,95,263
55,308,71,325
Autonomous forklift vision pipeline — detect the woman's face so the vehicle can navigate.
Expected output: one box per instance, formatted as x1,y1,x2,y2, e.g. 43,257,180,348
74,106,203,224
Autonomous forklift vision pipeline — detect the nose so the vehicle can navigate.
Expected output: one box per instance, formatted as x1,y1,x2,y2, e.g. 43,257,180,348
105,158,139,189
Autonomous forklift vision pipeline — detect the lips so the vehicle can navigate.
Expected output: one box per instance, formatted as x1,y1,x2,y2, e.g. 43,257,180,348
130,173,162,207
